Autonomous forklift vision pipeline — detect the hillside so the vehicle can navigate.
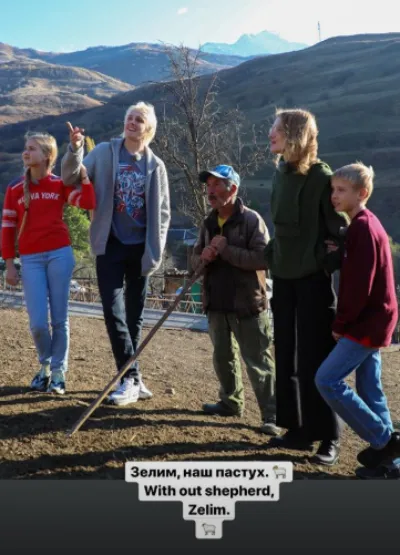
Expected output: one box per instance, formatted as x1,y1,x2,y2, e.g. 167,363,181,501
1,33,400,241
0,42,248,86
0,45,134,125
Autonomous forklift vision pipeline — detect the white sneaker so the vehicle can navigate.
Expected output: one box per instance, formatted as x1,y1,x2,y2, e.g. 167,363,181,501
108,376,139,406
48,379,66,395
139,378,153,400
47,370,66,395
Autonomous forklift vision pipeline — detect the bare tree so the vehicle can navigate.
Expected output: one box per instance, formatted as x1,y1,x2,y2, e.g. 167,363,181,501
153,44,270,226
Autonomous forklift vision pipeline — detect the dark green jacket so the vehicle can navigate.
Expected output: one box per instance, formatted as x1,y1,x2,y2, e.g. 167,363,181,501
265,159,348,279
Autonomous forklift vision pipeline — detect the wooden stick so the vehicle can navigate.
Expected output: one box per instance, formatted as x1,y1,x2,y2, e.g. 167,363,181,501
66,262,206,437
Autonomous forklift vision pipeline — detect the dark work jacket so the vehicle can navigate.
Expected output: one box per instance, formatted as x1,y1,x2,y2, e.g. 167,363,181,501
192,198,269,318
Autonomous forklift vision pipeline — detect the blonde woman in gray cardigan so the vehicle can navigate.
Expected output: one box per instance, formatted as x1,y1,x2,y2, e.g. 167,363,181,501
61,102,171,405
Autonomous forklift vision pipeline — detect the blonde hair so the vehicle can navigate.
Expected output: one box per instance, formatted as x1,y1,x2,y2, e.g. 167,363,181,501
273,108,319,175
333,162,375,202
19,132,58,239
123,101,157,145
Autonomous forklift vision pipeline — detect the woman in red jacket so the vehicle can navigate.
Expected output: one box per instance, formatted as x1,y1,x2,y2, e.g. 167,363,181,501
1,131,96,395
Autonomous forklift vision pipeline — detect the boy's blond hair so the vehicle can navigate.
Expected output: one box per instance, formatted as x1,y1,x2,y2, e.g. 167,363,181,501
333,162,375,202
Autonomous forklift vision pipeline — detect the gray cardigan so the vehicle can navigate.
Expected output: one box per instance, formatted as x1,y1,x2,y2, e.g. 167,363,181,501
61,138,171,276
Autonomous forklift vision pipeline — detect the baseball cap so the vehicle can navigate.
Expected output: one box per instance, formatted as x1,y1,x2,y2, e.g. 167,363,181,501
199,164,240,188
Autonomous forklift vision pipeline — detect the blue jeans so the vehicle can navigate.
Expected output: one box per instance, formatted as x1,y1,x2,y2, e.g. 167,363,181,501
21,246,75,375
315,337,393,449
96,235,148,381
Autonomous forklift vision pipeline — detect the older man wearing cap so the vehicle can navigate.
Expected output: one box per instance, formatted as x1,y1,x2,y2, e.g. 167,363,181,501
191,164,279,436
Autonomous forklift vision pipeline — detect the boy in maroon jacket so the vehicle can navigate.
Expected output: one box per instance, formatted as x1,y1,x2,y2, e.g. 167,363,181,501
315,162,400,469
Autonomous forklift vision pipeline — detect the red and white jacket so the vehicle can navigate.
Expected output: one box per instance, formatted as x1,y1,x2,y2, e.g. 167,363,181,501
1,174,96,259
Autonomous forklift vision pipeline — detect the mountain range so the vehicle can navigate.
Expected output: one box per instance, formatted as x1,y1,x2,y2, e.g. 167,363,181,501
0,43,134,125
0,31,309,127
202,30,308,56
1,42,248,86
0,41,251,126
1,32,400,244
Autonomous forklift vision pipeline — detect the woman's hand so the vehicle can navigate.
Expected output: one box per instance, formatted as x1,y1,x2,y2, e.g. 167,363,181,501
66,121,85,151
5,262,19,286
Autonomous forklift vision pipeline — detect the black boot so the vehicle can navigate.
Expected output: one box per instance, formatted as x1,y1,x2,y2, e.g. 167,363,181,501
357,432,400,469
310,440,340,466
269,429,314,451
202,401,242,417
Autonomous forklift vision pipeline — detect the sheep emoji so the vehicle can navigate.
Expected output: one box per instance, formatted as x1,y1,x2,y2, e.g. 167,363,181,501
202,523,216,536
273,465,287,479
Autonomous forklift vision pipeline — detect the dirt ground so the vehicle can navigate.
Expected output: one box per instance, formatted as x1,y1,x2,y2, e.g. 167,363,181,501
0,307,399,480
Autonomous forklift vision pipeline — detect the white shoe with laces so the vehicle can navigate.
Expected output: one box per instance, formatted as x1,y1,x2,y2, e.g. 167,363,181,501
138,378,153,400
48,370,66,395
108,376,140,406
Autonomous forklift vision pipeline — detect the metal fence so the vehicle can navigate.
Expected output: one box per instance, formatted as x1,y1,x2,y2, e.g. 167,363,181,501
0,274,274,332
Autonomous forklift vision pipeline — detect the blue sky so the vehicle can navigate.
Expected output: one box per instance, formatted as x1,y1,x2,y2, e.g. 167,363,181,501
1,0,399,53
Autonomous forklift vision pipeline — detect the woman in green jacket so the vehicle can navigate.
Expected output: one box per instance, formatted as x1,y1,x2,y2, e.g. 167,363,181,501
266,108,347,466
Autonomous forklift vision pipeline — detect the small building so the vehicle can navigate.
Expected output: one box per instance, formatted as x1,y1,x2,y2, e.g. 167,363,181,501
164,268,189,295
